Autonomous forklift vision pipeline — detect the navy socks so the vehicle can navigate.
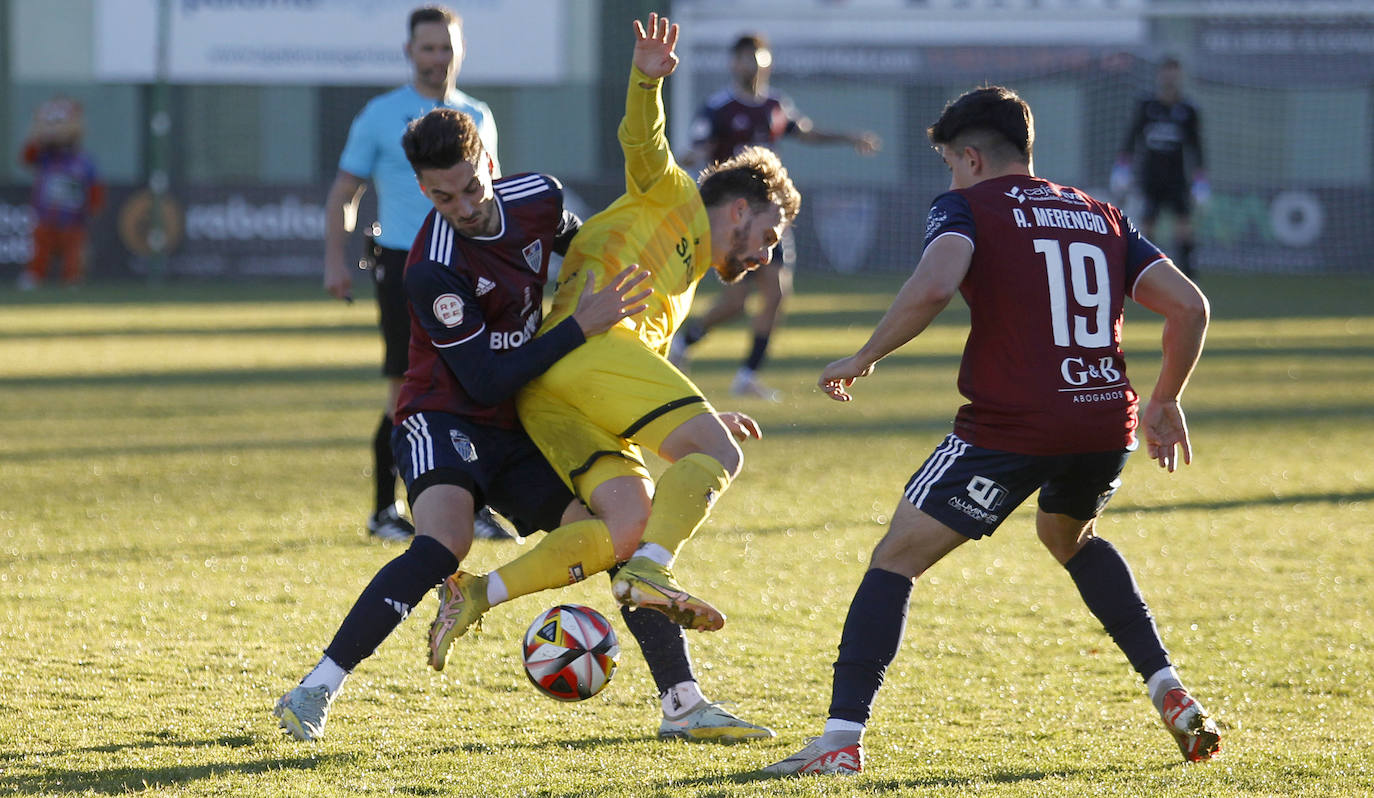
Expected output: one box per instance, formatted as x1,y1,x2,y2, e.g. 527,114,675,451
829,568,914,724
1065,537,1171,679
324,535,458,671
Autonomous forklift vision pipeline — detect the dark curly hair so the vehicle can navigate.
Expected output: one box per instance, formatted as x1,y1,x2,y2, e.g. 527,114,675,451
697,145,801,223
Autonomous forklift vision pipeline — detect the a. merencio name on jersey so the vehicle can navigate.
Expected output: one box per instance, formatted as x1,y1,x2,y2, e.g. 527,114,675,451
922,185,1165,291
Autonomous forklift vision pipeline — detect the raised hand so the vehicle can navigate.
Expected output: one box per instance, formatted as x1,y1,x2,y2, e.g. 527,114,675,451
632,12,679,80
570,265,652,338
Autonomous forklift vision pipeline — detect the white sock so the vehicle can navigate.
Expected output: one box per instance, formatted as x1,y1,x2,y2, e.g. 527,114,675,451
661,680,707,717
486,572,509,605
634,543,673,567
300,655,348,698
823,718,866,739
1146,666,1183,712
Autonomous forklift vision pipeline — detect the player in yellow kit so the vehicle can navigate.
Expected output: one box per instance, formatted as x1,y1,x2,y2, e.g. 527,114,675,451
427,12,801,666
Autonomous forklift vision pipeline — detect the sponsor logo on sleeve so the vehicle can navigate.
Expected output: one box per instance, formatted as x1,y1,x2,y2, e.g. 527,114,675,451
924,207,948,240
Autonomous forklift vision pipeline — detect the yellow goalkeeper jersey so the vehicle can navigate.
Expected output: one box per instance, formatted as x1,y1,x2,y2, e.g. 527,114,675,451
540,66,714,356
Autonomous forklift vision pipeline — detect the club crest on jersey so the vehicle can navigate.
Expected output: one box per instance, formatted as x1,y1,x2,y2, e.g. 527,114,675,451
450,430,478,463
522,240,542,272
433,293,464,327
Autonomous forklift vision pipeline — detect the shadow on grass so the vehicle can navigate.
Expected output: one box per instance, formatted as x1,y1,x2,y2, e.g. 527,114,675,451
711,487,1374,539
4,731,345,796
654,760,1176,794
435,734,649,756
4,434,372,463
761,401,1374,439
0,364,374,391
1112,487,1374,514
0,322,376,342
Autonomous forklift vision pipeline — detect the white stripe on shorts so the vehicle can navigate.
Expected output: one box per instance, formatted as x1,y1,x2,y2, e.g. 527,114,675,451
402,414,434,480
904,434,969,509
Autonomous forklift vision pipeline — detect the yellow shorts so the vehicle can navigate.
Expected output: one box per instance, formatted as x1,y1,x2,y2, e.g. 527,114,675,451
517,329,715,502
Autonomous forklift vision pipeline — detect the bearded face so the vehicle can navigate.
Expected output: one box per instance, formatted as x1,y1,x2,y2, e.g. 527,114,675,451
714,202,785,284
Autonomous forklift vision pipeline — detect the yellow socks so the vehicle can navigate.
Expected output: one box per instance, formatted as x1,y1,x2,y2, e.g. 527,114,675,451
639,452,732,561
493,519,616,601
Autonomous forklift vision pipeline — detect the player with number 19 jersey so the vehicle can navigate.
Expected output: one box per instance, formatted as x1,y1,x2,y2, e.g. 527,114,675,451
923,175,1167,455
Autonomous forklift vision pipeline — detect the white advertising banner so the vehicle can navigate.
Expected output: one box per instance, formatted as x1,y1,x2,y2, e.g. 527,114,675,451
94,0,566,85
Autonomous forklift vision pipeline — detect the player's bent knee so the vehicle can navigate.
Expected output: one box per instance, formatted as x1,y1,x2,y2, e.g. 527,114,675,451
696,434,743,478
659,414,741,474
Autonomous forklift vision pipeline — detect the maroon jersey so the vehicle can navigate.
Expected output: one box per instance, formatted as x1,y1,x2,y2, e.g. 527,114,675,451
689,88,802,164
923,175,1167,455
395,173,580,429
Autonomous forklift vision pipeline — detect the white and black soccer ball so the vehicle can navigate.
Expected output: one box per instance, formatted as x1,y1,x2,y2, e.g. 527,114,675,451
521,604,619,702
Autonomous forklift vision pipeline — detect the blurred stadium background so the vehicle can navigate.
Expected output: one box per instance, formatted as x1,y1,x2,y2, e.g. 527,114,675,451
0,0,1371,283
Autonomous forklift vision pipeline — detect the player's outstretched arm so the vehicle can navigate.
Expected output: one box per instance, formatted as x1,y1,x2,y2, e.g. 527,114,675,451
794,122,882,156
1132,258,1209,471
569,264,652,337
818,234,972,402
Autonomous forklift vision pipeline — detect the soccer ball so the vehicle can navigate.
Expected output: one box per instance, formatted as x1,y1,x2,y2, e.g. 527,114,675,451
521,604,619,702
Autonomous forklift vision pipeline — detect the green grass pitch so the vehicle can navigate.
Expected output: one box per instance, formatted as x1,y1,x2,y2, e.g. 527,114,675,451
1,272,1370,797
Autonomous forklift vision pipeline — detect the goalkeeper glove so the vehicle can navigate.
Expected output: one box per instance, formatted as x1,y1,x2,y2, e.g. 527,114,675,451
1110,158,1132,196
1191,174,1211,206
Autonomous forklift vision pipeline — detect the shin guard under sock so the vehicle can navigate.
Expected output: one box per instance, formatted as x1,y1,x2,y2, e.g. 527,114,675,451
324,535,458,670
638,453,731,561
828,568,914,725
1065,537,1171,680
493,519,616,601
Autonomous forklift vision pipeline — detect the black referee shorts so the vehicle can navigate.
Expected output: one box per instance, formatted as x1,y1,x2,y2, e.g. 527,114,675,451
372,244,410,378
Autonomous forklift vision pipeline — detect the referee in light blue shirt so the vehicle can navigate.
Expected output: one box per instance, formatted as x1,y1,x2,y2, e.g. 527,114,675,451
323,5,500,541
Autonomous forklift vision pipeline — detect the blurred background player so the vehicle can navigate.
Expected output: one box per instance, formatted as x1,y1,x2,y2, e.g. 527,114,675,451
322,5,513,541
670,32,880,400
17,96,104,290
1112,56,1207,278
763,85,1219,776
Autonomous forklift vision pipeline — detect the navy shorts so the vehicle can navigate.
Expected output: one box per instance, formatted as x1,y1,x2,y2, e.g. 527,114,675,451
903,434,1131,540
372,244,410,378
391,411,575,538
